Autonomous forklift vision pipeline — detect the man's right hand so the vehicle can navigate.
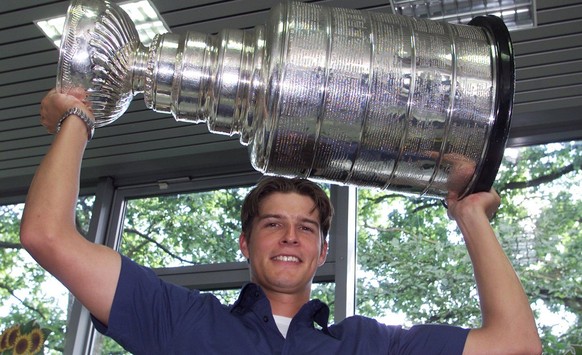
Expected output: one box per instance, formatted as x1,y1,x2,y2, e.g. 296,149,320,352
40,88,93,134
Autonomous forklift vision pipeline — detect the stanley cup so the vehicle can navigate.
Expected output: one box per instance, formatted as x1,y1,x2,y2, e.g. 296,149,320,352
57,0,514,198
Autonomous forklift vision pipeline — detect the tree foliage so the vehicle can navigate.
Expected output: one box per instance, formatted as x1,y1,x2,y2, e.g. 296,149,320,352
0,142,580,354
356,141,581,353
120,188,250,267
0,197,93,354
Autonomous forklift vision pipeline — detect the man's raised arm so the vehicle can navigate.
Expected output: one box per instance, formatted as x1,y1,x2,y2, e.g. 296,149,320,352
446,190,542,355
20,89,121,325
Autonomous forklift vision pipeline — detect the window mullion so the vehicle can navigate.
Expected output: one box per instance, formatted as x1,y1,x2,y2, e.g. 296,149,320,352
330,185,357,322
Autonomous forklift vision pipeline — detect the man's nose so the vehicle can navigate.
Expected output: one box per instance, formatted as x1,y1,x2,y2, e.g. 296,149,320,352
282,226,299,244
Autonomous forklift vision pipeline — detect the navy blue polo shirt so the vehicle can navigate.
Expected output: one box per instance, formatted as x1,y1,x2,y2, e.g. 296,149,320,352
93,255,469,354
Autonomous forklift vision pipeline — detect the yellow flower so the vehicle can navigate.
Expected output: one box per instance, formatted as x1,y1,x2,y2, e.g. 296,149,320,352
3,325,21,349
12,333,32,355
0,323,48,354
0,331,8,352
0,327,10,351
28,328,45,354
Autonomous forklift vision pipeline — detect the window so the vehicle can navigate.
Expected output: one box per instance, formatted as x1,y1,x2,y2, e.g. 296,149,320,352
16,142,579,354
355,141,582,352
0,196,94,354
119,187,251,268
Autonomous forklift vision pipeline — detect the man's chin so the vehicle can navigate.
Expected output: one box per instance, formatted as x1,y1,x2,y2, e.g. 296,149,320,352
262,276,311,293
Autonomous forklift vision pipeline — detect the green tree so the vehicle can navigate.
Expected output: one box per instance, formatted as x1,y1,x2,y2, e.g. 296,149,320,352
120,187,250,267
356,141,582,353
0,196,94,354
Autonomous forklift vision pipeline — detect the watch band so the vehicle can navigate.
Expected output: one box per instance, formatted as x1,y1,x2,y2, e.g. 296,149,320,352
56,107,96,141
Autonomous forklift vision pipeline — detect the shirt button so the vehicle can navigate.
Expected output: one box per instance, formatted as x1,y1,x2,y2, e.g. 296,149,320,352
263,316,269,322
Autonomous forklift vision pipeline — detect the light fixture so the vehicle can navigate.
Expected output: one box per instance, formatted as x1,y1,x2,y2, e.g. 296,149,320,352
35,0,169,48
390,0,536,30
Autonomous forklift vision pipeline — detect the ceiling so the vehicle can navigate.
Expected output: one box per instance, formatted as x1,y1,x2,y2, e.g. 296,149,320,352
1,0,581,203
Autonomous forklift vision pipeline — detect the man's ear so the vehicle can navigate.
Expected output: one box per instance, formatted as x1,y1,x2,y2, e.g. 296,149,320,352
239,232,250,259
318,240,328,267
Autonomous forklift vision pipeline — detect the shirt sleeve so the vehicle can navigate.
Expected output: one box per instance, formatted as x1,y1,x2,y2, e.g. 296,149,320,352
328,314,469,354
91,255,216,354
398,324,470,354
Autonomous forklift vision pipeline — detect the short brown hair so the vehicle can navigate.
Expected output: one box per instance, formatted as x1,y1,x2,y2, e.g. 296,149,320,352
241,176,334,242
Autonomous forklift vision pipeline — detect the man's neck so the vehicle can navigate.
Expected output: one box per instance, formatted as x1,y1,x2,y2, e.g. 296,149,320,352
262,288,310,318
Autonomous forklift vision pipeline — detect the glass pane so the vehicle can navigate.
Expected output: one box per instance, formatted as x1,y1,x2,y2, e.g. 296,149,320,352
312,282,335,317
119,187,251,268
207,288,242,305
0,196,94,355
95,333,127,354
356,141,582,352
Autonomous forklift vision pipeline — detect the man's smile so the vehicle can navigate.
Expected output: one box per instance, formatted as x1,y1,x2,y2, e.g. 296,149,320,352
272,255,301,263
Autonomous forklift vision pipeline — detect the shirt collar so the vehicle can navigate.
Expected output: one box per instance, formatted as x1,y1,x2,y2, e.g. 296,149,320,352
295,297,330,333
230,283,331,333
230,283,265,314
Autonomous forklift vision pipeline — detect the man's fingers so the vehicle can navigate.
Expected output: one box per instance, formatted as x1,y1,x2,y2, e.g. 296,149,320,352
67,87,88,101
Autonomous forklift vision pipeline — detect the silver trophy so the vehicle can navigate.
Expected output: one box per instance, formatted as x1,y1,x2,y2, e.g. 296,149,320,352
57,0,514,198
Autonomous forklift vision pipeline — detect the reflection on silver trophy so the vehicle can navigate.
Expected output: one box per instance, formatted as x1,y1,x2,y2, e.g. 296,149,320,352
57,0,514,198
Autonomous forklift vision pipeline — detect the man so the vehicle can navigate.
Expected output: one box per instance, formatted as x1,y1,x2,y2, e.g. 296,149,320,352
21,89,541,354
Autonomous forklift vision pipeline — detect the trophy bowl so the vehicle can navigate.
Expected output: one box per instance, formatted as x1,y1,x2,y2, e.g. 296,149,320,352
57,0,143,127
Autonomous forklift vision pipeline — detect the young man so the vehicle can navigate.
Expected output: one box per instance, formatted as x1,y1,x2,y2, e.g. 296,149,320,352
21,89,541,354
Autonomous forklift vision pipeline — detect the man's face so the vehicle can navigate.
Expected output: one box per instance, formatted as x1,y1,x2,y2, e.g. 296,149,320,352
239,192,328,296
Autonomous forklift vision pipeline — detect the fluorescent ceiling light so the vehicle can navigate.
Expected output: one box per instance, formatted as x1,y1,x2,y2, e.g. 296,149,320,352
36,16,67,48
35,0,169,48
390,0,537,30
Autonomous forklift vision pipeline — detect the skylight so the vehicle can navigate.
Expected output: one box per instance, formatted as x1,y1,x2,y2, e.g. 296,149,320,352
35,0,169,48
391,0,536,30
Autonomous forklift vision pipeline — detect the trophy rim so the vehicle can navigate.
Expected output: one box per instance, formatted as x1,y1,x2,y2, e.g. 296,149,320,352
56,0,80,93
467,15,515,195
56,0,141,127
56,0,105,93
